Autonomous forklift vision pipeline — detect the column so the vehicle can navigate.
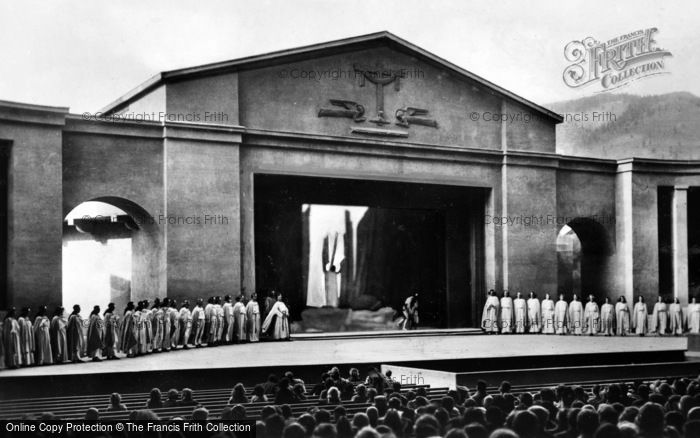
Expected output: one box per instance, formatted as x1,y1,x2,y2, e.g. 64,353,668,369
672,185,689,304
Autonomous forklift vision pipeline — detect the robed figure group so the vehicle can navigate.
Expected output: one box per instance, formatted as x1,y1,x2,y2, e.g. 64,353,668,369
0,291,292,370
481,290,698,337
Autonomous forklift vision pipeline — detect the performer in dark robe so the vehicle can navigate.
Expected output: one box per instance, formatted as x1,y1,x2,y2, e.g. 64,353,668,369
32,306,53,365
103,303,119,360
18,307,35,366
481,290,500,334
66,305,84,363
246,293,261,342
232,295,247,343
262,293,291,340
50,306,67,363
86,305,105,361
3,308,21,368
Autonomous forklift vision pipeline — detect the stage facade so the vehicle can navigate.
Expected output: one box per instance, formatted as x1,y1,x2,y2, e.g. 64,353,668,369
1,32,699,328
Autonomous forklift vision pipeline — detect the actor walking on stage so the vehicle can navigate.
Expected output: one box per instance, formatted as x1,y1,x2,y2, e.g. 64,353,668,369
103,303,119,360
179,300,192,348
246,293,261,342
615,296,631,336
262,292,290,340
66,305,84,363
33,306,53,365
87,305,105,361
541,293,555,334
583,295,599,336
50,306,67,364
481,290,500,334
600,297,615,336
513,292,527,333
669,297,684,336
191,299,206,347
500,290,514,333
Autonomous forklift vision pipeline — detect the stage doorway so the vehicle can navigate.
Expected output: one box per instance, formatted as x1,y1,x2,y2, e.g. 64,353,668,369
253,174,487,332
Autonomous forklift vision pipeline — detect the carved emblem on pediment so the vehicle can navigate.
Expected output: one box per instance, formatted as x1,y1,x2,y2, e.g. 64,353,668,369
317,63,437,136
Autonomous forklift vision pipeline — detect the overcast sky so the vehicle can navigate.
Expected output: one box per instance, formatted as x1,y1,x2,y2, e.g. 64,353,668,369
1,0,697,113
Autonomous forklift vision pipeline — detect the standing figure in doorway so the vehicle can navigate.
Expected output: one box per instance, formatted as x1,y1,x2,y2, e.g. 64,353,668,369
480,290,500,334
632,296,649,336
322,233,341,307
262,292,290,340
615,296,631,336
669,297,684,336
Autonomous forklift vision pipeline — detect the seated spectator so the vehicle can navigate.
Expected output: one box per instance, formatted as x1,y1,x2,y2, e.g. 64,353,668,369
145,388,163,409
349,368,362,384
192,406,208,421
294,383,308,401
284,422,307,438
106,392,127,411
163,389,179,407
251,384,268,403
313,423,338,438
84,407,99,421
229,382,249,404
231,404,247,420
276,378,298,405
178,388,198,406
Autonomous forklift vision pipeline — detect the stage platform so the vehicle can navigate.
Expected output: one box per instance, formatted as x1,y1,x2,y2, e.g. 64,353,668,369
0,332,689,399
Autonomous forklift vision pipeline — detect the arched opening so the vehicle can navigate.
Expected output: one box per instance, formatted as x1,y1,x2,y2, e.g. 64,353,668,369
556,218,611,300
62,197,161,311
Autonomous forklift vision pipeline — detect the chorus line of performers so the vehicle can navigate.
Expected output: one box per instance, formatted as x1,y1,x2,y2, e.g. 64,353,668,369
0,291,291,370
480,290,699,336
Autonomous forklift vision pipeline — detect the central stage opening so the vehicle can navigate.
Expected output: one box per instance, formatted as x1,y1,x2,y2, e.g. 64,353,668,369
254,174,487,332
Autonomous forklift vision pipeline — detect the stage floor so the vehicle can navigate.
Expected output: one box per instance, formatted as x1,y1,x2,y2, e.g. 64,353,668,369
0,332,687,378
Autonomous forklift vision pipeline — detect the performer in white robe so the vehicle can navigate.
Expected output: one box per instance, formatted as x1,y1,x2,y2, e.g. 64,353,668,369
615,296,631,336
669,297,684,336
246,293,261,342
600,297,615,336
49,306,67,363
32,306,53,365
232,296,247,343
151,303,164,352
3,309,21,369
86,306,105,361
583,295,599,336
527,292,541,333
161,299,171,352
554,294,568,335
262,293,290,340
513,292,527,334
651,296,668,335
137,302,150,354
179,301,192,348
222,295,234,344
541,293,555,334
632,296,648,336
203,298,214,345
568,295,584,335
103,303,119,359
168,301,180,350
499,291,514,334
119,302,138,357
480,290,500,334
191,300,206,347
689,297,700,334
18,307,35,366
66,305,84,363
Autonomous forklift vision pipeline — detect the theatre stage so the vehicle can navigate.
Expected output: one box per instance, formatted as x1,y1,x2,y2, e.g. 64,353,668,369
0,332,687,379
